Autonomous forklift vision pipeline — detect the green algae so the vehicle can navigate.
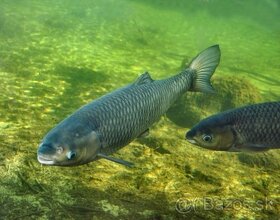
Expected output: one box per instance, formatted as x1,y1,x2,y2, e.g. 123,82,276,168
0,0,279,219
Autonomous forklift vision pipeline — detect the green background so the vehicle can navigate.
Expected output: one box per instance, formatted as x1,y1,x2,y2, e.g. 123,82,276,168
0,0,279,219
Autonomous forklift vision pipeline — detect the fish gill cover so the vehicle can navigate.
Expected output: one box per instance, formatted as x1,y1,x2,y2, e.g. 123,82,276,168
0,0,279,219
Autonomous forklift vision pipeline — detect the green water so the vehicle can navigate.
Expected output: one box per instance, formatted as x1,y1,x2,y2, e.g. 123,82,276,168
0,0,279,219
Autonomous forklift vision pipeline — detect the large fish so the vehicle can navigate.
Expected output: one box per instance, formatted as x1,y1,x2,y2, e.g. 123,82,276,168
37,45,221,166
186,102,280,152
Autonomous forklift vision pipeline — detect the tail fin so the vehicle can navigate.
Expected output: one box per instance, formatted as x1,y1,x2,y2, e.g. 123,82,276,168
189,45,221,93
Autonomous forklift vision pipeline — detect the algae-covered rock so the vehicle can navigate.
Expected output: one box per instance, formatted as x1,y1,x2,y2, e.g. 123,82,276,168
166,76,262,127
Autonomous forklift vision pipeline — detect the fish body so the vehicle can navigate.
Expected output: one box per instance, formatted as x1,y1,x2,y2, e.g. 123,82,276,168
186,102,280,152
37,45,221,166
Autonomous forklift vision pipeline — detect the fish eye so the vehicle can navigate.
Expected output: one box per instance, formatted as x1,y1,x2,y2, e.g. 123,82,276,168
67,151,76,160
202,134,212,142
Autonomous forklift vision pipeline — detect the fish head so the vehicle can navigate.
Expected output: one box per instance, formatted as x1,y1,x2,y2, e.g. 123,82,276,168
37,121,101,166
186,115,235,151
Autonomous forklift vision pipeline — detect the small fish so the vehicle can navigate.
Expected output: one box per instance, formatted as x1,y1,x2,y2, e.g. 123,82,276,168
186,102,280,152
37,45,221,167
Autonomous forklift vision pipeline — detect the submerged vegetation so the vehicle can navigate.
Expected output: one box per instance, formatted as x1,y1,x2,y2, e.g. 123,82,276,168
0,0,279,219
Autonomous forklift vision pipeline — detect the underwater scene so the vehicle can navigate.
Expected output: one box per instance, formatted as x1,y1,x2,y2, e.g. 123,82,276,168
0,0,280,219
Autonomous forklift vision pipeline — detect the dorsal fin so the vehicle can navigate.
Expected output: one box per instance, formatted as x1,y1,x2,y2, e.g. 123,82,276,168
134,72,154,85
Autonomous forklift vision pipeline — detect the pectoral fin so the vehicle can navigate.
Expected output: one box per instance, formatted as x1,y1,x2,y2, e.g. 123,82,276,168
97,153,134,167
231,143,269,152
242,144,269,152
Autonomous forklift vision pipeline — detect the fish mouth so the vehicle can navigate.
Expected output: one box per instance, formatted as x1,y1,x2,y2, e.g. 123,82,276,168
187,139,197,144
37,155,55,165
186,131,197,144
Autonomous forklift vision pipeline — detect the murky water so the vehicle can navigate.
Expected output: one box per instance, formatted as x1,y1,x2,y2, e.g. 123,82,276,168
0,0,279,219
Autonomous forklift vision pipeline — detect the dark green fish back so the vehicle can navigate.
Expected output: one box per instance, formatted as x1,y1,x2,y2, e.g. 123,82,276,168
230,102,280,148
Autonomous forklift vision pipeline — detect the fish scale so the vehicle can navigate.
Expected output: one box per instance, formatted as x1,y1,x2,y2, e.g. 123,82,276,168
232,102,280,147
94,73,193,153
187,101,280,152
